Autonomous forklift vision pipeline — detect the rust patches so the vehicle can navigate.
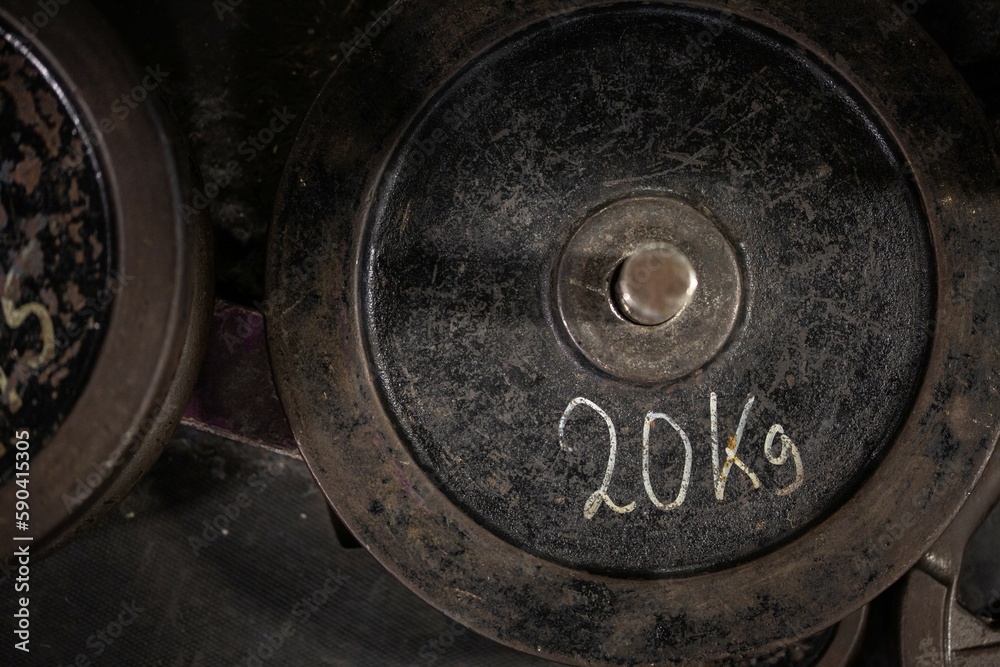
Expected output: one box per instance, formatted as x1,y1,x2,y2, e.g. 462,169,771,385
68,221,84,244
15,237,44,278
0,27,116,469
12,146,42,194
47,365,70,388
0,52,65,159
64,282,86,311
19,214,46,240
38,287,58,315
61,137,86,171
89,235,104,261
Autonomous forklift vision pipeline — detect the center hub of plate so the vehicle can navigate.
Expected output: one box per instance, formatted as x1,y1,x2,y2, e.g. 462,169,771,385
557,196,742,383
613,242,697,327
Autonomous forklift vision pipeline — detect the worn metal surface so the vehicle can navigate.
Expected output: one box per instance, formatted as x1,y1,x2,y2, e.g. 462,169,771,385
897,437,1000,666
269,0,1000,664
708,605,867,667
0,1,211,557
182,301,299,457
363,5,934,577
817,607,868,667
0,428,873,667
612,242,698,327
0,33,115,480
956,499,1000,625
557,195,745,385
715,606,867,667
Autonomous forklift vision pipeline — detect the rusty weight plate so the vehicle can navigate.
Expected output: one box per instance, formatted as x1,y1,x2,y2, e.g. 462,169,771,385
268,0,1000,664
0,0,212,557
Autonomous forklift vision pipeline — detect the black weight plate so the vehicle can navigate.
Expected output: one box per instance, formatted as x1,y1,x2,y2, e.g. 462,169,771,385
364,5,932,577
268,0,1000,664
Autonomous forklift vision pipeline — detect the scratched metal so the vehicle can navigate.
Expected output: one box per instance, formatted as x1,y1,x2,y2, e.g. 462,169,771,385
710,626,835,667
956,498,1000,624
365,7,932,576
0,0,211,560
269,0,1000,664
896,429,1000,667
0,28,116,483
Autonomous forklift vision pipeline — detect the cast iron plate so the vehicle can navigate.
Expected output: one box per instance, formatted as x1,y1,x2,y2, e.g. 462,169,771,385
269,0,1000,664
0,25,117,483
0,2,210,556
362,6,931,577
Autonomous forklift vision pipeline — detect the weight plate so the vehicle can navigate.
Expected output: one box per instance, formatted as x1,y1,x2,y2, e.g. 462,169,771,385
897,442,1000,667
0,33,115,461
365,7,934,576
716,605,866,667
269,0,1000,663
0,1,211,555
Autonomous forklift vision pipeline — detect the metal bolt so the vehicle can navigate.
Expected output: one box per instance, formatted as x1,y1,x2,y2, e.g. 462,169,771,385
613,243,698,326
